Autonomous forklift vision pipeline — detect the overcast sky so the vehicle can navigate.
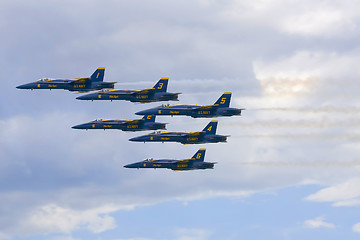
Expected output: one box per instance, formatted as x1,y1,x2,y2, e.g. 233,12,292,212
2,0,360,239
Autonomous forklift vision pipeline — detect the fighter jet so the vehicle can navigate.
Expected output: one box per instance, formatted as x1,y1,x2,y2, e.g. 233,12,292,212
72,115,166,132
16,67,115,92
135,92,243,118
129,120,228,144
124,149,216,171
76,77,180,103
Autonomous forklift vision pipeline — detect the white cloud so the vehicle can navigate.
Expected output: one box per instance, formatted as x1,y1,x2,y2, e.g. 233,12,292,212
218,0,359,37
303,217,335,229
0,233,10,240
2,0,360,238
253,51,360,80
51,235,80,240
114,228,211,240
353,222,360,233
305,178,360,207
25,204,117,234
175,228,211,240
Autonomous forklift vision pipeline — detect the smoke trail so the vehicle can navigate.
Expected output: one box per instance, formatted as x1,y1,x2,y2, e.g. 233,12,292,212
223,119,360,129
232,134,360,141
249,107,360,114
237,161,360,168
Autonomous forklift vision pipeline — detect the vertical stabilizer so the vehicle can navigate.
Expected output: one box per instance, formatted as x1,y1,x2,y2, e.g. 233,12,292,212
142,115,156,122
191,149,206,162
214,92,231,108
202,120,218,135
90,67,105,82
153,78,168,92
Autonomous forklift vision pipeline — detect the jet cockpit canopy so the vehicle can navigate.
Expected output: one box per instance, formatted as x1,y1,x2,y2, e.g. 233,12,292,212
37,78,49,82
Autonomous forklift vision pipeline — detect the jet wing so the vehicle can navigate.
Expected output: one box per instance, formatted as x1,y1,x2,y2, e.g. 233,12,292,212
186,131,206,137
102,89,136,95
71,77,91,84
172,158,193,164
132,88,155,95
194,104,218,111
122,119,142,125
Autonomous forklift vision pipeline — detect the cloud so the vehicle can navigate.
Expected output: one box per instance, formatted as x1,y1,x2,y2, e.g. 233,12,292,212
303,217,335,229
175,228,211,240
2,0,360,238
25,204,117,234
353,222,360,233
114,228,211,240
305,178,360,207
217,0,359,37
0,233,10,240
51,235,80,240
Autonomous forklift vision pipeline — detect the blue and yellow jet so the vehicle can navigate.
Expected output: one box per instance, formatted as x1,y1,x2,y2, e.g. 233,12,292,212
76,77,180,103
135,92,243,118
129,120,228,144
16,67,115,92
124,149,216,171
72,115,166,132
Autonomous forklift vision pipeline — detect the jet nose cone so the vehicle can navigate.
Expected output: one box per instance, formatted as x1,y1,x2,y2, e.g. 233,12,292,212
16,83,33,89
124,163,138,168
129,136,141,142
136,109,154,115
72,123,89,129
129,135,150,142
76,93,97,100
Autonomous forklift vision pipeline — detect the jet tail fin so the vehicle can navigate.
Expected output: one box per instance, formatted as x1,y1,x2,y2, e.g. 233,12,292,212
142,115,156,122
202,120,218,135
191,149,206,162
90,67,105,82
214,92,231,108
153,78,168,92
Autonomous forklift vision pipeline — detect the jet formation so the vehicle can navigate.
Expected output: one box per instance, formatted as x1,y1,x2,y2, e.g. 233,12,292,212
72,115,166,132
76,78,181,103
129,120,227,144
17,68,244,171
136,92,243,118
124,149,216,171
16,67,115,92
